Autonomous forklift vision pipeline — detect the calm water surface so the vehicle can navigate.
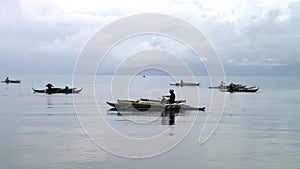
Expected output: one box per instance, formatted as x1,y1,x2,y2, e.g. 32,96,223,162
1,75,300,169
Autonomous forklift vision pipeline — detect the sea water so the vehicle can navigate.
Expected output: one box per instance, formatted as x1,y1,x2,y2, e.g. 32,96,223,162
1,75,300,169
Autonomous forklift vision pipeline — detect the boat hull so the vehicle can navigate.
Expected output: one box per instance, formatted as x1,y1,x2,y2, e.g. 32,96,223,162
229,87,259,93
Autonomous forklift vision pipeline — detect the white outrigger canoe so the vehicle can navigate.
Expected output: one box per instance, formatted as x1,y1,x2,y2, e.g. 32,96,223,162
107,98,205,112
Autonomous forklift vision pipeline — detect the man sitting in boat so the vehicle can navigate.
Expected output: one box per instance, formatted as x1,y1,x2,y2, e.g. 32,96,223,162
229,83,235,92
162,89,176,104
45,83,54,93
46,83,54,89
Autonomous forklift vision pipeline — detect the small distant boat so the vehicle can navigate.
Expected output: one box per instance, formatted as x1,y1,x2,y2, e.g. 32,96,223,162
210,81,259,93
107,98,205,112
32,87,82,94
1,77,21,84
227,87,259,93
170,80,200,86
209,83,245,89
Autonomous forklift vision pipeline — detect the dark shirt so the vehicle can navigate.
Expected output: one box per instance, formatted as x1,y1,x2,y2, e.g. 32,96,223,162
229,83,234,91
168,93,175,104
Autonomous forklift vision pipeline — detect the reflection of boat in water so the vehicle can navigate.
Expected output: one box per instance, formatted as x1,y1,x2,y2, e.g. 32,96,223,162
32,87,82,94
170,79,200,86
107,98,205,112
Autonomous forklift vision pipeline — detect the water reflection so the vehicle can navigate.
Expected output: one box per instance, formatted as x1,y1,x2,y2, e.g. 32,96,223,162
161,110,176,125
107,109,178,126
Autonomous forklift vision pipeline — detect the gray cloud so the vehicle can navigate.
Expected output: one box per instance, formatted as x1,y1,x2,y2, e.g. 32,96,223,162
0,0,299,75
195,1,300,67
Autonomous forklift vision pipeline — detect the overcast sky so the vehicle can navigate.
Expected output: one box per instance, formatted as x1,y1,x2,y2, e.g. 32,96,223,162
1,0,300,75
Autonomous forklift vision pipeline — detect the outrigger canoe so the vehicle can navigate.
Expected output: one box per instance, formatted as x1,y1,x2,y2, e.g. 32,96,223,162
227,87,259,93
209,84,245,89
1,80,21,84
107,98,205,112
170,82,200,86
32,87,82,94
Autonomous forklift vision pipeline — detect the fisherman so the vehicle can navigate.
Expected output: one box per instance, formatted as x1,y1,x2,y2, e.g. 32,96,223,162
45,83,54,93
163,89,176,125
229,83,234,92
46,83,54,89
163,89,176,104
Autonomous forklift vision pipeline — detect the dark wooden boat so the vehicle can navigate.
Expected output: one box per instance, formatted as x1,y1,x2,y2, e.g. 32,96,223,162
1,80,21,84
228,87,259,93
32,87,82,94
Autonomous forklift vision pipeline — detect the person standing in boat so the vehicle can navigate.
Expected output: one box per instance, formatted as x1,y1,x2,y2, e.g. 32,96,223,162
163,89,176,104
